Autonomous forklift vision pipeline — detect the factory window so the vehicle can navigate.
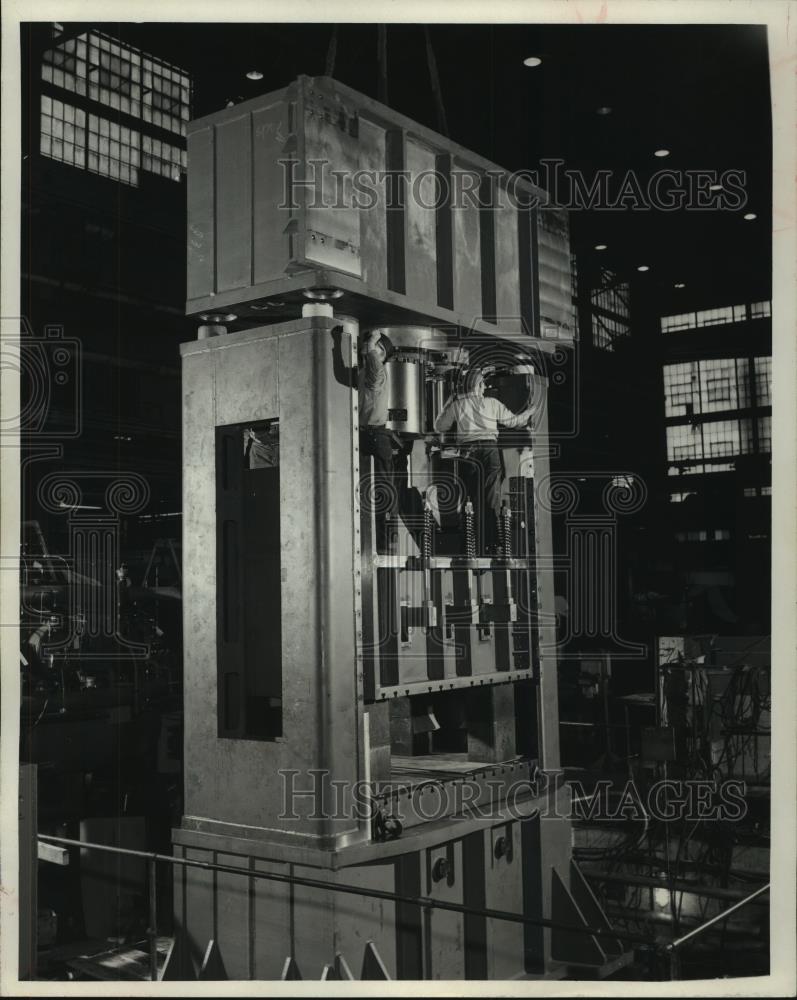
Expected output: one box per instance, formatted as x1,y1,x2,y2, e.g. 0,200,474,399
753,356,772,406
87,37,141,116
41,34,87,94
695,304,746,327
668,461,736,476
41,30,190,138
142,136,187,181
664,356,771,416
757,415,772,453
591,312,630,351
701,419,740,457
39,96,86,168
660,312,696,333
714,528,731,541
665,416,766,468
590,268,630,351
666,424,701,462
663,355,772,473
761,485,772,496
660,301,769,333
669,492,695,503
663,362,699,417
750,300,771,319
700,358,738,412
743,487,757,497
735,358,752,407
216,421,282,740
142,55,191,136
739,417,756,453
87,115,140,186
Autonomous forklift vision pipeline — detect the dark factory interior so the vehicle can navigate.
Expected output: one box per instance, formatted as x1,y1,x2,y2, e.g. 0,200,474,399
16,19,773,985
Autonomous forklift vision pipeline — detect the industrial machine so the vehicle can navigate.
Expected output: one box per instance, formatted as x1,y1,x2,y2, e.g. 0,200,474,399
172,75,626,981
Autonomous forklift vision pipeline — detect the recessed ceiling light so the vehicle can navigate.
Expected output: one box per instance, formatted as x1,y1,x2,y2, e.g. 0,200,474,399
523,56,542,67
246,70,264,81
596,106,613,115
674,282,686,289
594,243,608,251
709,183,723,191
654,149,670,158
743,212,757,221
637,265,650,272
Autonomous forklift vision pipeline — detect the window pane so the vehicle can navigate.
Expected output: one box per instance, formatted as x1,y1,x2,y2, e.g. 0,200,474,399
754,356,772,406
757,415,772,453
739,418,755,453
735,358,752,408
750,300,771,319
699,357,737,413
666,423,702,462
661,312,696,333
701,419,739,457
663,362,699,417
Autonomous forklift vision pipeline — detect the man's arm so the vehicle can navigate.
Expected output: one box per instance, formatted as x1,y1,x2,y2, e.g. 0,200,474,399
434,396,458,435
492,398,534,429
361,332,386,390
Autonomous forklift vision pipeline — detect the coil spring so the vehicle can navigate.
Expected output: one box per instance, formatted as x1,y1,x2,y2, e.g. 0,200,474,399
423,496,433,561
464,499,475,558
500,502,513,557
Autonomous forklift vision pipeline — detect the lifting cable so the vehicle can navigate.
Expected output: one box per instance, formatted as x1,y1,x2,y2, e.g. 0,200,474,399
325,24,449,138
424,26,449,137
324,25,338,78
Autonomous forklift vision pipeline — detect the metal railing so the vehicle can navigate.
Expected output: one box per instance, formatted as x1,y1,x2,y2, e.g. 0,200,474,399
38,832,652,982
37,833,769,982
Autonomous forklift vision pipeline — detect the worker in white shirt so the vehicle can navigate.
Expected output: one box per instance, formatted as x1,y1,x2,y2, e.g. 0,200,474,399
434,367,533,553
359,329,397,553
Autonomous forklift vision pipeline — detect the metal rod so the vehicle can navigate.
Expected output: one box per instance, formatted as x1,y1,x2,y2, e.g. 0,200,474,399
147,858,158,981
666,883,770,952
38,834,650,947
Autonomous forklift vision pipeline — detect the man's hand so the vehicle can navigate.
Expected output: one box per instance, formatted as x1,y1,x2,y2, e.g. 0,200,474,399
363,329,382,352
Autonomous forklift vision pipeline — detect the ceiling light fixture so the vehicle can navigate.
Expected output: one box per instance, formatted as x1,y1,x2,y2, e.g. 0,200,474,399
709,183,723,191
674,282,686,289
637,265,650,272
596,106,613,115
594,243,608,251
743,212,757,221
654,149,670,158
246,70,264,81
523,56,542,67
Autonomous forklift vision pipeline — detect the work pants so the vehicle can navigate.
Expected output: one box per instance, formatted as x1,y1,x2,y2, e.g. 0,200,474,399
459,442,504,552
359,426,398,552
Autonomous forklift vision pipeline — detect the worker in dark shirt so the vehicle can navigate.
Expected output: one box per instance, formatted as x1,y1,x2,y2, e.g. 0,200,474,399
359,329,396,553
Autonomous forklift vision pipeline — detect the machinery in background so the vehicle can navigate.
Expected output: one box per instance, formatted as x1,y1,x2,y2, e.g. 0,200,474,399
20,520,183,963
655,634,771,784
170,75,630,982
567,635,770,979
